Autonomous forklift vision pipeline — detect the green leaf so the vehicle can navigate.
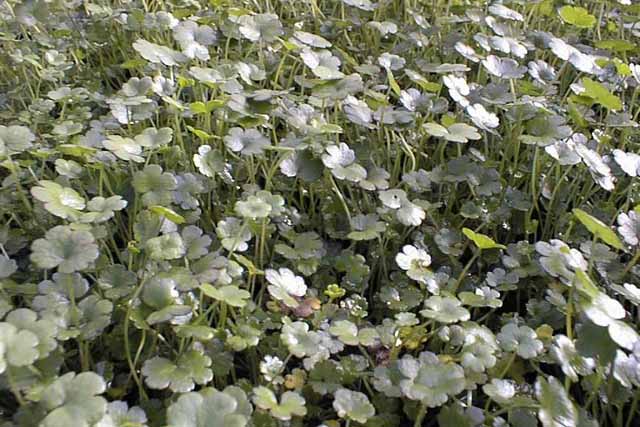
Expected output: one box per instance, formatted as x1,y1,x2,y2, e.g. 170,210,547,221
31,181,85,220
232,253,263,275
252,386,307,421
572,208,623,249
0,323,39,370
437,403,475,427
406,69,440,92
200,284,251,308
120,59,147,69
567,101,589,128
559,6,596,29
580,78,622,111
280,38,298,51
189,102,209,115
190,100,225,114
573,270,600,299
175,324,217,341
145,232,186,260
318,123,343,134
329,320,379,346
141,351,213,393
333,388,375,424
149,205,186,224
386,68,402,97
0,125,35,155
146,305,191,326
462,228,506,250
265,268,307,308
166,386,251,427
422,81,442,93
186,126,213,140
535,376,577,427
30,226,99,273
40,372,107,427
595,39,637,53
57,144,97,158
613,60,632,77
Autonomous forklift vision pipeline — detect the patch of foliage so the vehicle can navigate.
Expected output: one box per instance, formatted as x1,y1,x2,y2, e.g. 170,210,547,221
1,0,640,426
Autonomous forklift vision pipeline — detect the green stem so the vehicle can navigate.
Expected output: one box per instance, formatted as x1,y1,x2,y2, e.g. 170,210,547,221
6,367,26,406
483,353,517,412
622,250,640,278
397,133,416,173
124,277,149,401
499,352,517,378
625,391,640,427
528,147,541,239
490,404,539,420
328,173,352,223
79,340,89,372
452,250,480,293
258,219,268,268
219,302,228,329
565,286,574,390
414,403,427,427
584,373,603,411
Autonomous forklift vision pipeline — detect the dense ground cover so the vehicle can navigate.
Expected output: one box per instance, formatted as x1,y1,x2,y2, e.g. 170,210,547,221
1,0,640,426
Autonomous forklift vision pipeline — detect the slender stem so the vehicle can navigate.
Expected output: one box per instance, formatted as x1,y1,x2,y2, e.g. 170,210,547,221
258,219,268,268
452,250,480,293
219,301,228,329
626,391,640,427
358,344,375,367
499,352,517,379
79,340,89,372
414,403,427,427
565,286,574,390
124,277,149,401
489,404,540,420
584,374,603,411
483,352,517,412
397,133,416,173
566,286,574,341
622,250,640,278
6,367,26,406
328,173,352,223
528,147,541,240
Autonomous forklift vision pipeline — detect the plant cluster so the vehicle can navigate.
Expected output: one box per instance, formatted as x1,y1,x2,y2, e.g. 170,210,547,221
1,0,640,426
